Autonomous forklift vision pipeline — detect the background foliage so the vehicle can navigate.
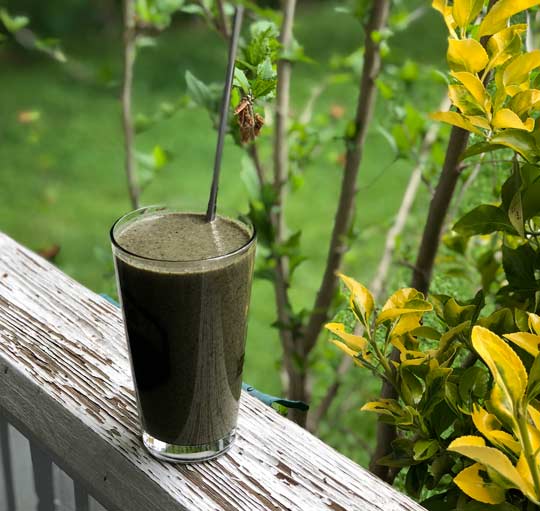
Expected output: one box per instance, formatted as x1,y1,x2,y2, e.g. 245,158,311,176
0,0,497,474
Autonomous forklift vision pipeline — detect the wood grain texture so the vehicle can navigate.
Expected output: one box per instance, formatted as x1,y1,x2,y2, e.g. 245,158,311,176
0,232,425,511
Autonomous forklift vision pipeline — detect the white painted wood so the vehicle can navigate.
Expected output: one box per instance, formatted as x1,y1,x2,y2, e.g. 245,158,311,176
10,424,38,511
30,440,56,511
54,465,76,511
0,232,425,511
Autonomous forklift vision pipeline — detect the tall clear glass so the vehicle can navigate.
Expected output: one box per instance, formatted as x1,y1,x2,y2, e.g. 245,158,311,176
110,206,256,463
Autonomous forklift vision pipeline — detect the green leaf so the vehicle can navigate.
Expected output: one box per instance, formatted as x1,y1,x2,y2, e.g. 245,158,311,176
185,70,214,110
136,35,157,49
459,366,489,406
453,205,516,236
508,190,525,237
527,354,540,401
477,308,516,336
233,68,250,95
460,141,507,160
413,439,439,461
522,176,540,219
405,464,428,499
502,243,537,290
489,129,538,162
0,8,29,33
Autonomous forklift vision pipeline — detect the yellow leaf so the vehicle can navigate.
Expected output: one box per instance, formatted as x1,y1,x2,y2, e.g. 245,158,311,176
376,302,432,325
468,115,492,130
503,50,540,97
472,404,521,455
490,430,521,455
448,38,489,73
390,312,423,338
453,0,484,30
382,288,422,310
454,463,506,504
529,313,540,335
450,435,487,448
325,322,369,352
430,111,483,134
337,273,374,325
529,405,540,430
487,25,527,71
479,0,540,37
449,85,484,115
448,438,531,495
330,339,358,359
517,452,534,491
451,71,490,111
432,0,458,37
509,89,540,117
377,288,431,324
492,109,535,132
472,326,528,426
504,332,540,357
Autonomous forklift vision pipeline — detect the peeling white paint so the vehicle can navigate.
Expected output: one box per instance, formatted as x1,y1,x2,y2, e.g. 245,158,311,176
0,234,425,511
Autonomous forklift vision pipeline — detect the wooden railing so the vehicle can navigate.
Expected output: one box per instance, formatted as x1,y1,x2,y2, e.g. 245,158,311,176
0,232,425,511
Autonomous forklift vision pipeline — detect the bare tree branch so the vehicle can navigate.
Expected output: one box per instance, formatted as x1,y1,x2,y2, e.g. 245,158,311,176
307,98,448,434
216,0,230,39
302,0,391,358
247,144,267,186
122,0,141,210
271,0,303,423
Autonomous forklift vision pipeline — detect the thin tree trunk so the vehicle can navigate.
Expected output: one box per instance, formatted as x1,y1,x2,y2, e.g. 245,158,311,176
371,1,499,480
122,0,140,210
410,126,470,293
307,99,447,433
271,0,304,423
216,0,230,39
294,1,391,420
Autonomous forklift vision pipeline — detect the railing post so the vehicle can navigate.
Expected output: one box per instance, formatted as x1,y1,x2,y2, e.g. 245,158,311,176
0,413,16,511
74,480,90,511
30,441,55,511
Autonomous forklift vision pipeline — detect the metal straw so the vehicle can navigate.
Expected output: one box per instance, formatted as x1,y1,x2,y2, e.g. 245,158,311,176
205,6,245,222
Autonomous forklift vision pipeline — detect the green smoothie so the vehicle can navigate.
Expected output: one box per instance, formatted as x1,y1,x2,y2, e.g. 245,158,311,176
112,210,255,452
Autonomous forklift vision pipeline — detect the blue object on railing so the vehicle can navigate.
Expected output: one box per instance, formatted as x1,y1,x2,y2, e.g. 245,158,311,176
101,294,309,413
242,383,309,412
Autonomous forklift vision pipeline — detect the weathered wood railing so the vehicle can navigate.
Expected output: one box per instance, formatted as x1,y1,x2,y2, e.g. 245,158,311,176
0,232,425,511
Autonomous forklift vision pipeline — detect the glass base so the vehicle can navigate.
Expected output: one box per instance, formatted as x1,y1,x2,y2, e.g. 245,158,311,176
142,429,235,463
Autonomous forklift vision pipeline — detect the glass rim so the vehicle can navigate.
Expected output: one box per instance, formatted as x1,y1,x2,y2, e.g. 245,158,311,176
110,205,256,264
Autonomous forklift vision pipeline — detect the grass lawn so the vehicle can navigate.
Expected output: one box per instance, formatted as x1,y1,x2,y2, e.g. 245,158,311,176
0,2,448,466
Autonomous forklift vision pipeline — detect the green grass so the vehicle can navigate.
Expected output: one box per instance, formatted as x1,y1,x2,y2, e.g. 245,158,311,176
0,2,447,466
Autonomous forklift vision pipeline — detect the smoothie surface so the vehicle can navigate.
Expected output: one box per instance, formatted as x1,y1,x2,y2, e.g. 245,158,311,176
116,212,251,261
